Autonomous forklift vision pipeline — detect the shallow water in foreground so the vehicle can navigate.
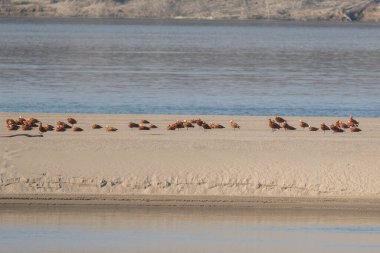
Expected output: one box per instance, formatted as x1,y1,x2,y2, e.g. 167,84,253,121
0,18,380,117
1,205,380,253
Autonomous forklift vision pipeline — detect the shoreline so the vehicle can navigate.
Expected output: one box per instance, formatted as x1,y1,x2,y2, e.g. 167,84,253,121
1,194,380,211
1,16,380,24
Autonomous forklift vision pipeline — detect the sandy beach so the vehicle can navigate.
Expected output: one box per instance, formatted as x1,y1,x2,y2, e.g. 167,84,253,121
1,112,380,207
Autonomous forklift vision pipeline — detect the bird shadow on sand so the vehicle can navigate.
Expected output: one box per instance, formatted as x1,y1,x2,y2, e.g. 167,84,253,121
0,134,44,138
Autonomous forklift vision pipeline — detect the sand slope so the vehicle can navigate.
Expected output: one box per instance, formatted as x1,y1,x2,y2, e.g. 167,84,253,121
1,113,379,198
0,0,379,22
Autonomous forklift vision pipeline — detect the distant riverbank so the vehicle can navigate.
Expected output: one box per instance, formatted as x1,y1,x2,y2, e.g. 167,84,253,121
0,0,379,22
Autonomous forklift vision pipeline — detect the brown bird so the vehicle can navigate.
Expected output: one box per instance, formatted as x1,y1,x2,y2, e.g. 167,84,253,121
45,124,54,131
348,116,359,126
338,121,349,129
140,119,150,124
72,127,83,132
7,124,19,131
57,121,71,129
196,119,204,127
183,120,194,130
6,119,16,126
190,119,198,124
320,123,330,133
128,122,139,128
38,123,47,134
139,125,150,130
309,126,319,131
202,123,211,131
105,126,117,132
268,119,281,131
174,121,184,130
230,120,240,130
56,125,66,132
28,121,39,128
167,124,176,130
27,118,39,125
92,124,102,129
299,120,309,129
67,118,77,126
282,121,296,131
17,116,26,125
149,124,158,129
350,126,362,132
210,122,225,129
330,125,344,133
275,116,286,124
21,123,32,131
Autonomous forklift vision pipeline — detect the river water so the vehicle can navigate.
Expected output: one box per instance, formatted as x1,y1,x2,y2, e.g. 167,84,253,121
0,205,380,253
0,18,380,117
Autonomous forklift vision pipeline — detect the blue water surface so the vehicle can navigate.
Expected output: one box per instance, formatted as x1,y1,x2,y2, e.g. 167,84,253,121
0,18,379,117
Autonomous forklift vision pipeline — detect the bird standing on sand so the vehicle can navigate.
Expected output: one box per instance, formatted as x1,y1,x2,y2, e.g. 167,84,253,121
183,120,194,130
7,123,19,131
140,120,150,124
282,121,296,131
45,124,54,131
149,124,158,129
196,119,204,128
67,118,77,127
167,124,176,130
174,121,184,130
202,123,211,131
27,118,39,126
57,121,71,129
210,122,225,129
56,125,66,132
320,123,330,133
299,120,309,129
6,119,17,126
268,119,281,131
128,122,139,128
337,121,349,129
350,126,361,132
105,126,117,132
230,120,240,130
72,127,83,132
139,125,150,130
309,126,319,131
17,116,26,125
92,124,102,129
348,116,359,127
22,123,32,131
38,123,47,134
330,124,344,133
275,116,286,124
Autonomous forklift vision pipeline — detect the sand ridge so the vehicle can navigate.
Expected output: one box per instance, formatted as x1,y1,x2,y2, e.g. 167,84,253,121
1,112,380,199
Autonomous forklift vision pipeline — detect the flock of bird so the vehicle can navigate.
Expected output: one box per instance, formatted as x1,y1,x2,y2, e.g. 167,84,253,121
268,116,361,133
5,115,361,134
5,116,119,133
4,116,240,133
165,119,240,131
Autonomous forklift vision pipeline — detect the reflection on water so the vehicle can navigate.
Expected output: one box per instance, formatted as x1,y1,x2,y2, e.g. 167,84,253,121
1,205,380,253
0,18,380,117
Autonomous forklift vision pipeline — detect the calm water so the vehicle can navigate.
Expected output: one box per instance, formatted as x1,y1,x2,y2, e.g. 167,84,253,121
1,205,380,253
0,18,380,117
